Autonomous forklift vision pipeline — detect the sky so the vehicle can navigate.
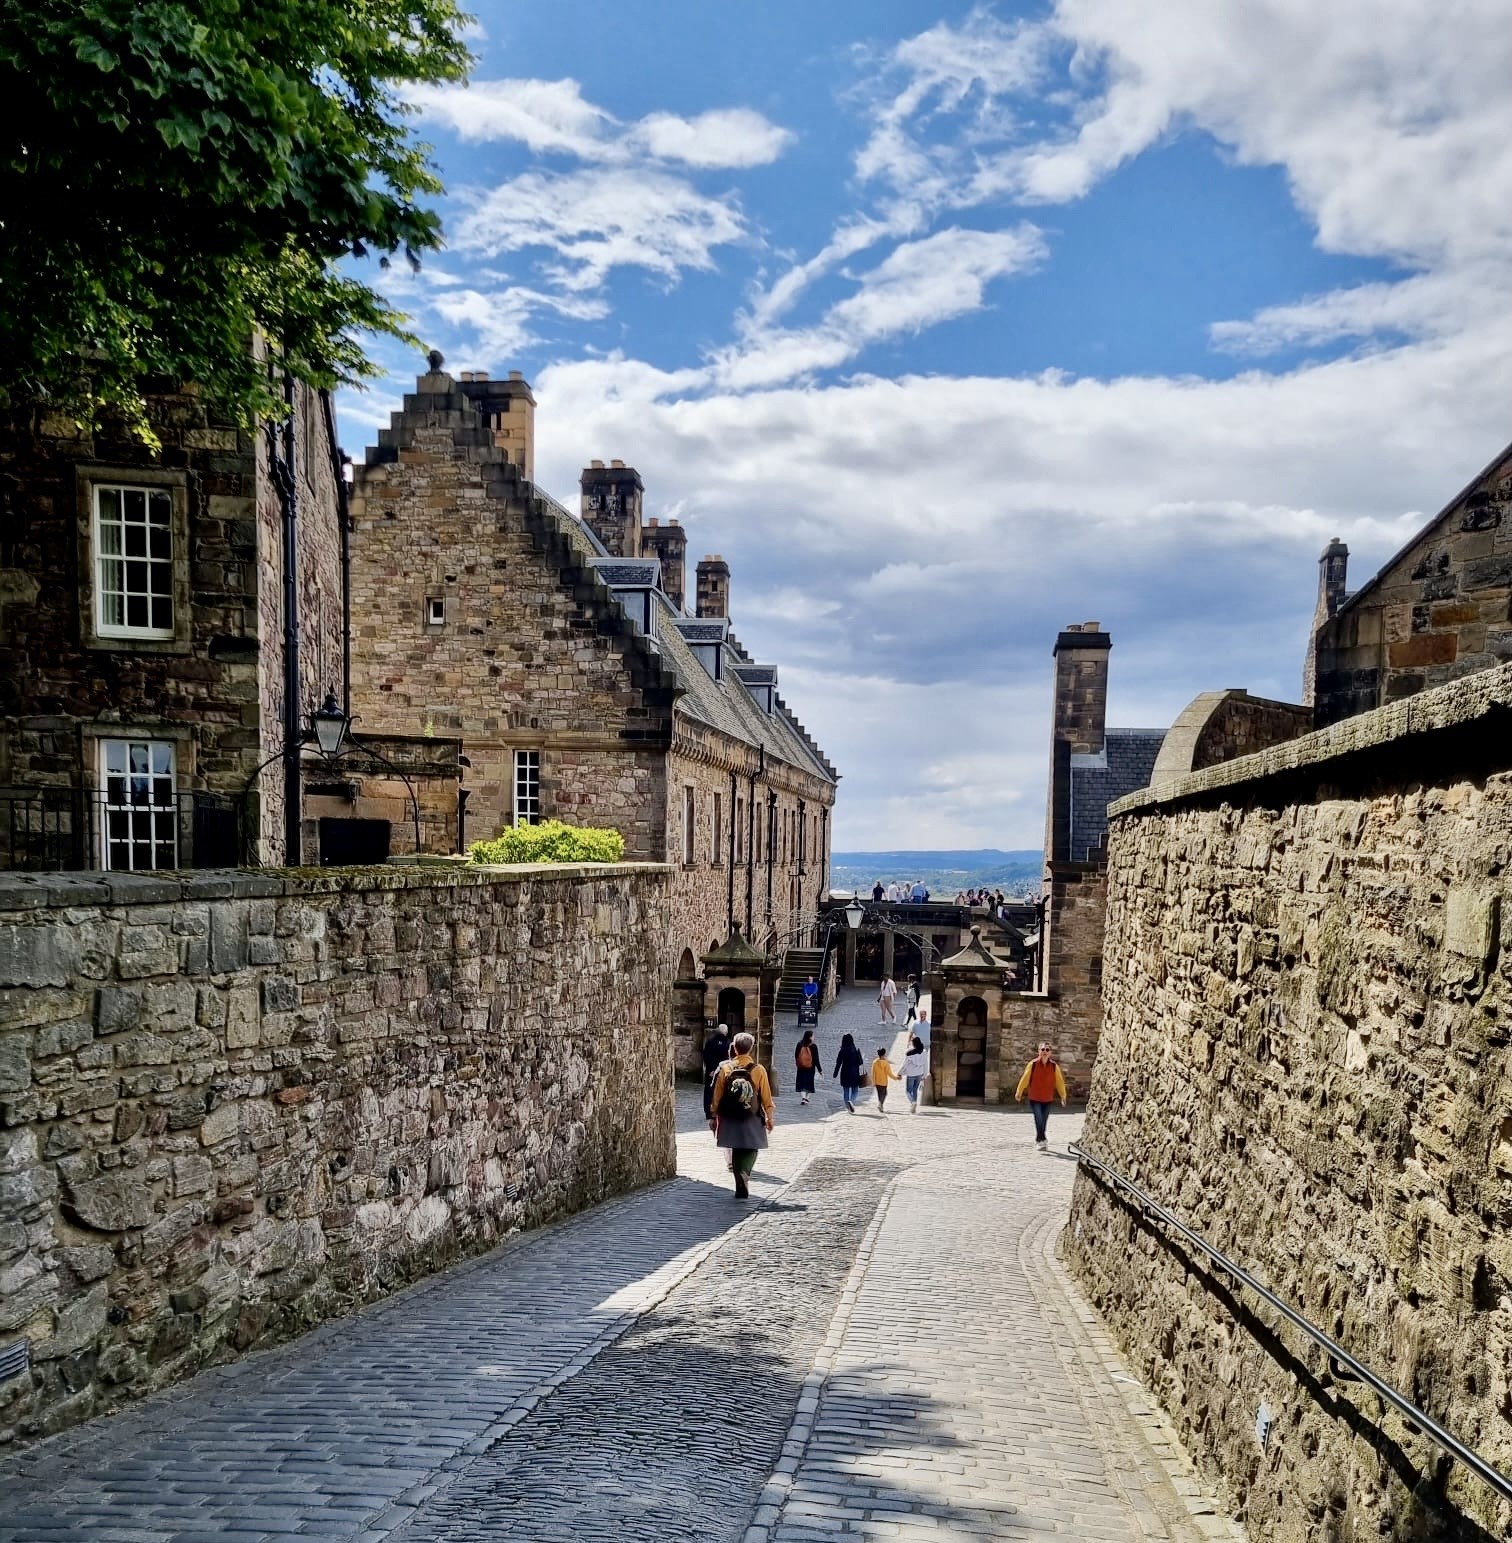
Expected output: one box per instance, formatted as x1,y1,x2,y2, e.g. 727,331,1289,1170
335,0,1512,852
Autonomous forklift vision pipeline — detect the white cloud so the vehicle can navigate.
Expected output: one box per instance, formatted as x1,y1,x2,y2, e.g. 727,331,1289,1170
451,167,748,293
629,109,795,169
428,285,610,363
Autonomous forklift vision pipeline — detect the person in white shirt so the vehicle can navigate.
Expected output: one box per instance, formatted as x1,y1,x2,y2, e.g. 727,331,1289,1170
878,974,897,1023
901,1035,929,1112
885,881,902,903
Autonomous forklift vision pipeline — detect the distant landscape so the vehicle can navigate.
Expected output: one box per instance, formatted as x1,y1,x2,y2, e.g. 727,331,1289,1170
831,849,1042,899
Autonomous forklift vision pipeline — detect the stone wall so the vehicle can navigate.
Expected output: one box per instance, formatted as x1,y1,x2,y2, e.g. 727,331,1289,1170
1151,688,1313,788
1066,663,1512,1542
0,861,673,1446
1311,445,1512,727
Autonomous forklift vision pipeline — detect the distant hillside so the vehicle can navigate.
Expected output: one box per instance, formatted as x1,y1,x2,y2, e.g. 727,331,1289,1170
831,849,1042,898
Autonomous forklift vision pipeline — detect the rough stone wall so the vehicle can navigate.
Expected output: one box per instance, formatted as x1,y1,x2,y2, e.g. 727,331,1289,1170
347,368,676,856
1153,689,1313,789
1066,663,1512,1542
0,862,673,1446
1312,447,1512,727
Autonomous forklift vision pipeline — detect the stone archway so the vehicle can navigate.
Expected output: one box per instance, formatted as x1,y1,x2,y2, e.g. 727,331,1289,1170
717,986,746,1032
956,995,987,1099
676,948,697,981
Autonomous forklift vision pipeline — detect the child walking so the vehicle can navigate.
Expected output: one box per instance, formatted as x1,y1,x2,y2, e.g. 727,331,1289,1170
871,1047,900,1113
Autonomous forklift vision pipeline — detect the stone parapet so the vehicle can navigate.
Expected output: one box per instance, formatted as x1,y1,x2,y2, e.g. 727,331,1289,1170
0,861,674,1445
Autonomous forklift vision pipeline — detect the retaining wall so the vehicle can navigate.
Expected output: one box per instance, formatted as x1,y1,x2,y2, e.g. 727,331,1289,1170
0,861,673,1445
1066,663,1512,1541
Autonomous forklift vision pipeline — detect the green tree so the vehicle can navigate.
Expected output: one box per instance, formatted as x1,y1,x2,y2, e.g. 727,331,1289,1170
0,0,471,431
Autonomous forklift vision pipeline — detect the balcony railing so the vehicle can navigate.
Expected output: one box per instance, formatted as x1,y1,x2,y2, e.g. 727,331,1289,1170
0,788,244,874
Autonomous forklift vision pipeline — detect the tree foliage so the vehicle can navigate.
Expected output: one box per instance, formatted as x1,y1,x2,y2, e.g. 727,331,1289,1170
470,822,628,867
0,0,471,430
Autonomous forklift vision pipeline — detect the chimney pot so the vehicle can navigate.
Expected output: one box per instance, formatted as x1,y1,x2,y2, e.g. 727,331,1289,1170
1083,621,1100,632
647,517,659,528
508,370,524,381
610,459,625,468
590,459,605,469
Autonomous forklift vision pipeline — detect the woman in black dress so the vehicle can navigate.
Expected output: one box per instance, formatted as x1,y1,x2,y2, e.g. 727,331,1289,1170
794,1029,819,1105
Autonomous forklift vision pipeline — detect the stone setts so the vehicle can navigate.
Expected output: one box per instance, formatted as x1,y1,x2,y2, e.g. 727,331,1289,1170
0,862,673,1446
1066,662,1512,1540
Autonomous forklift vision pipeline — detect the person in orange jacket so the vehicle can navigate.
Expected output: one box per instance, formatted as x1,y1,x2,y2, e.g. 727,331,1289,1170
709,1032,775,1199
1014,1041,1068,1148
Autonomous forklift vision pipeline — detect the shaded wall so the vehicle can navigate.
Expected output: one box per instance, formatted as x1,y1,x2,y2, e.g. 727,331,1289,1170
1067,663,1512,1542
0,861,673,1445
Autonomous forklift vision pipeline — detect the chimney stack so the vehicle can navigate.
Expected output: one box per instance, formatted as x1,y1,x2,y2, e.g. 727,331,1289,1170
696,554,730,619
641,516,688,612
579,462,644,557
1050,622,1110,756
453,367,535,479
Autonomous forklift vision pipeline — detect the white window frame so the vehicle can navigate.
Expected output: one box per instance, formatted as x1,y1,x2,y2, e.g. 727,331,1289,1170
426,596,445,626
513,749,541,826
683,786,696,865
98,738,178,871
93,484,175,639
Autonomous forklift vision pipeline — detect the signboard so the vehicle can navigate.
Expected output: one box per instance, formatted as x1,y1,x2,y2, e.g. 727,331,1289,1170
798,998,819,1028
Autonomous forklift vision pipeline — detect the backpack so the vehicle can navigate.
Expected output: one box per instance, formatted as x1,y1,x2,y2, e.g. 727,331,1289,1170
797,1043,814,1069
718,1062,760,1120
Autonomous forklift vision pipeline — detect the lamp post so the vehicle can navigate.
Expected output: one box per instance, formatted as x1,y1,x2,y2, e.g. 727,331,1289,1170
305,688,422,854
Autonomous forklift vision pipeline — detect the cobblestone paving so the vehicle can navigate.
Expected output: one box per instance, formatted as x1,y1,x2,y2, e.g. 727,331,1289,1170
0,989,1241,1543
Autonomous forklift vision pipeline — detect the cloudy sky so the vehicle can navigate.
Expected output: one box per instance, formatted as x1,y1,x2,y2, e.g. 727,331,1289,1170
336,0,1512,851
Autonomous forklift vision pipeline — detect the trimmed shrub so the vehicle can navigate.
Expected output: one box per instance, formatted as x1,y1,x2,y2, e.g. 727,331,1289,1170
469,820,625,866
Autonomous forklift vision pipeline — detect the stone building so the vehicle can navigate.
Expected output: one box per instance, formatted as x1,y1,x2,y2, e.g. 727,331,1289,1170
347,355,838,1027
0,384,345,870
1307,439,1512,725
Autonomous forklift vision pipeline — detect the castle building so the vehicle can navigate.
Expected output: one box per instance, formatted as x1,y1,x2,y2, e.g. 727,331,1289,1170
346,354,838,1015
0,383,346,870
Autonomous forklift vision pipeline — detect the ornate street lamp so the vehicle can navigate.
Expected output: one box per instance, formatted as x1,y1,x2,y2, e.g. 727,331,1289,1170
310,690,350,756
844,895,865,931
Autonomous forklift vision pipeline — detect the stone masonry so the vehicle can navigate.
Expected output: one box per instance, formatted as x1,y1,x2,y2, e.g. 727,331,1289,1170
0,861,673,1446
1067,661,1512,1541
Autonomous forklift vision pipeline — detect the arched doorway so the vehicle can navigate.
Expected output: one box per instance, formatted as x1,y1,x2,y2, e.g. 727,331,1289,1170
717,986,746,1032
956,995,987,1099
676,948,697,982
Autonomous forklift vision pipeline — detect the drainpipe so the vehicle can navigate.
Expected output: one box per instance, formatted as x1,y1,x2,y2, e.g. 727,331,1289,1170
319,389,352,719
746,747,762,934
275,375,302,866
726,768,737,936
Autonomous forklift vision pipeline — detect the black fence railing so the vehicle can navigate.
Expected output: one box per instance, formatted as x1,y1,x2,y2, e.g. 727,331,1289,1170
1071,1140,1512,1510
0,789,243,874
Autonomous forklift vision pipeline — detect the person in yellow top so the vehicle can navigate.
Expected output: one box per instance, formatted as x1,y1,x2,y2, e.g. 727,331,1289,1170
1015,1041,1068,1148
708,1031,775,1199
871,1048,901,1114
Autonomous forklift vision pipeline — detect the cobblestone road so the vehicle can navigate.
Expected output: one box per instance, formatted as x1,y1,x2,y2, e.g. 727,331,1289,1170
0,990,1242,1542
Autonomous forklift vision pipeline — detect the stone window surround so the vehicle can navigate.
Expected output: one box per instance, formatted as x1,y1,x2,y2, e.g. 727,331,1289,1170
682,783,696,867
710,789,722,867
78,721,199,869
512,748,541,827
75,464,193,656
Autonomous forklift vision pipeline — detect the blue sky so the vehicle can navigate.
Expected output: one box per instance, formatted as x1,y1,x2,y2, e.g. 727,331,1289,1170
338,0,1512,849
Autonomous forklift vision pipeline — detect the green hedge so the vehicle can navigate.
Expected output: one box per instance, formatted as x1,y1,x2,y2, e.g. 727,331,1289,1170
468,820,625,865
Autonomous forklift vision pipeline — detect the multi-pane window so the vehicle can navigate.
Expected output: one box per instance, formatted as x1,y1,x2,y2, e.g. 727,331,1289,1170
735,798,744,863
712,792,722,864
100,739,177,871
683,786,696,864
95,486,173,638
513,749,541,826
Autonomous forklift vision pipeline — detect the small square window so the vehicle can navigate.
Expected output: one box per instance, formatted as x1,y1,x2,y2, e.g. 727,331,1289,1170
426,597,445,626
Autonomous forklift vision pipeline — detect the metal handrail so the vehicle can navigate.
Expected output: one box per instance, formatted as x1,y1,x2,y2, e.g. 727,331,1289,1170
1069,1140,1512,1508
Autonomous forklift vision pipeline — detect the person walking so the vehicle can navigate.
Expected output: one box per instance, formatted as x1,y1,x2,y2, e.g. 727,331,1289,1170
1015,1041,1068,1148
903,975,918,1025
878,974,897,1024
701,1023,730,1122
709,1032,774,1198
871,1047,900,1113
794,1028,820,1105
901,1034,929,1112
832,1032,865,1114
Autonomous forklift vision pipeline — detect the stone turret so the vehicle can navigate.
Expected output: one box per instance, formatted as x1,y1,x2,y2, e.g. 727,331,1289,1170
1303,538,1349,707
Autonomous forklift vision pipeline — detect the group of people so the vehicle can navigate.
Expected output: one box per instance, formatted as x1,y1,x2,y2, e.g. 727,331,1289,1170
702,1015,1071,1196
870,879,931,903
953,886,1007,909
875,972,924,1026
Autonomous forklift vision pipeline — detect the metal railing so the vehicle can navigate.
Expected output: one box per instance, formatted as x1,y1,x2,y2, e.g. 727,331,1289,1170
1070,1140,1512,1509
0,789,243,874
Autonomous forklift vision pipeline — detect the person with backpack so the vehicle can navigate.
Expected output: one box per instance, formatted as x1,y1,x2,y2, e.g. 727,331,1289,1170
832,1032,865,1113
708,1031,775,1198
1014,1041,1068,1148
701,1023,730,1121
794,1029,820,1105
901,1034,929,1113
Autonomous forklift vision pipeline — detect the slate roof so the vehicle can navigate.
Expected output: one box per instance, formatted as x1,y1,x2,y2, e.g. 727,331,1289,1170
1067,728,1165,862
552,497,836,787
589,557,661,586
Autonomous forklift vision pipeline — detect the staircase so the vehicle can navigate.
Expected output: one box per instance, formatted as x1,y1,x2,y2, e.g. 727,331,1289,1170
774,946,827,1011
